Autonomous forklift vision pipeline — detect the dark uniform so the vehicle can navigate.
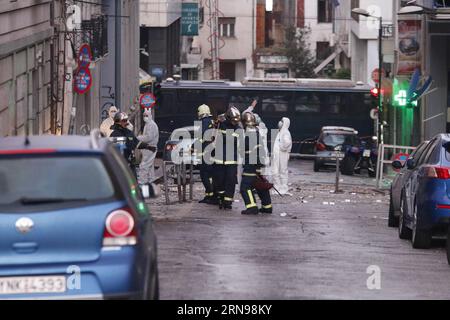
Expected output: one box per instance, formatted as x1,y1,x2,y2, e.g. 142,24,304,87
110,123,154,177
196,115,216,203
214,117,241,210
240,124,272,215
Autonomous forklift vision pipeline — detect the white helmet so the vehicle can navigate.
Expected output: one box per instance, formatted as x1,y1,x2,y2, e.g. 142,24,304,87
197,104,211,119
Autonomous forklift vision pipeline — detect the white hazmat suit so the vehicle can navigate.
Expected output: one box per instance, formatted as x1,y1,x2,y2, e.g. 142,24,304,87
100,106,118,137
271,117,292,195
138,111,159,185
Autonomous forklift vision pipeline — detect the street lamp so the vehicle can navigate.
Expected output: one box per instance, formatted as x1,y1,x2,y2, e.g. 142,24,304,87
352,8,383,144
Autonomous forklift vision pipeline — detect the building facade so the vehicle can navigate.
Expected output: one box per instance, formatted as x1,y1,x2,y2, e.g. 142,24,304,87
140,0,181,81
0,0,140,137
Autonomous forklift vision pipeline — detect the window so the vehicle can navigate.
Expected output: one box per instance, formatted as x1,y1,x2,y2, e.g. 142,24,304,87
199,7,204,25
0,157,116,207
219,18,236,37
293,92,321,113
316,41,331,61
261,93,291,114
318,0,332,23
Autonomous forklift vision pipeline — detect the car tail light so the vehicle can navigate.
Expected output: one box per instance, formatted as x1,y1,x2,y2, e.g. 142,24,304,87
422,166,450,180
316,142,326,151
103,208,137,246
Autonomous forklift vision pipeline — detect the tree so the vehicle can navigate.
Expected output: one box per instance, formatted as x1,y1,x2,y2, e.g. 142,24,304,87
283,26,317,78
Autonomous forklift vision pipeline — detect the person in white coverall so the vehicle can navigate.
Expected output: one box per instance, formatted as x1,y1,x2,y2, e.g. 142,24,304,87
271,117,292,195
138,110,159,185
100,106,118,137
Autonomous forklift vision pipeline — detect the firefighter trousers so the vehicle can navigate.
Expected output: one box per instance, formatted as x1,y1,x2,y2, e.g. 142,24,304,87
240,172,272,210
214,164,237,203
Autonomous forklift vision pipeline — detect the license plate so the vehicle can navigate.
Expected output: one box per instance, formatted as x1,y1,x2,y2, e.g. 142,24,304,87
363,150,371,157
0,276,66,295
331,152,344,158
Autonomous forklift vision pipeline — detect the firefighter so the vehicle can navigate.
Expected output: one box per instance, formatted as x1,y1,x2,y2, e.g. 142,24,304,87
214,106,241,210
240,112,272,215
196,104,217,204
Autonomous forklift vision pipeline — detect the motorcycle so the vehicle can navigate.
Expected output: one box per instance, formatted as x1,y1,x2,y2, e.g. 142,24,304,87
341,136,378,177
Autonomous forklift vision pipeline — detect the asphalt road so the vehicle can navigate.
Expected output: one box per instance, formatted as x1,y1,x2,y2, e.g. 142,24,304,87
149,159,450,300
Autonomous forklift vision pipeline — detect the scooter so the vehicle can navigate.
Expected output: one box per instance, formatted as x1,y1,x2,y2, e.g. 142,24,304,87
341,136,378,177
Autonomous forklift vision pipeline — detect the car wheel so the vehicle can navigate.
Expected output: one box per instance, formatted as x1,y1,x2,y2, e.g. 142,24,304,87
341,157,355,176
398,194,412,239
144,261,160,300
313,160,320,172
388,191,399,228
411,201,431,249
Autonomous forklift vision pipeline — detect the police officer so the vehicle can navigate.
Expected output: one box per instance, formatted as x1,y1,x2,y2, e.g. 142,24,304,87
196,104,217,204
214,106,241,210
240,112,272,215
110,112,156,177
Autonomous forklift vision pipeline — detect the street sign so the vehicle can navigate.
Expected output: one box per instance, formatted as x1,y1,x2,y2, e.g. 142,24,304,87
78,44,93,69
140,93,156,109
181,3,199,36
73,68,92,94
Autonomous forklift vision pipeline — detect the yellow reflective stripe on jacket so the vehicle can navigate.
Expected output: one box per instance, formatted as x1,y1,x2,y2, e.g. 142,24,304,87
243,173,257,177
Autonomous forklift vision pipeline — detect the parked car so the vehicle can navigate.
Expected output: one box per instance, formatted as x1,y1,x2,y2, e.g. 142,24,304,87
389,140,429,227
163,126,200,165
0,133,159,299
397,134,450,249
313,127,359,172
341,136,378,177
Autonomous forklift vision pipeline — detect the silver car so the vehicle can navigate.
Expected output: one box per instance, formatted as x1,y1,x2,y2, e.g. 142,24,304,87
313,127,359,172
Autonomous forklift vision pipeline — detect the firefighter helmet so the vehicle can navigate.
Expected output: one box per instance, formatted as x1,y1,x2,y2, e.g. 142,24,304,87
226,106,241,126
242,112,257,128
197,104,212,119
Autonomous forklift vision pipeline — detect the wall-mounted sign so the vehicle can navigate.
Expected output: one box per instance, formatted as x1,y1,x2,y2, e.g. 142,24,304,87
140,93,156,109
78,44,93,69
397,20,422,75
181,3,199,36
74,68,92,94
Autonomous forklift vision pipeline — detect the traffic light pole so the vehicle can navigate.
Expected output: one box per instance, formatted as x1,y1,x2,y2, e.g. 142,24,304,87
378,17,383,145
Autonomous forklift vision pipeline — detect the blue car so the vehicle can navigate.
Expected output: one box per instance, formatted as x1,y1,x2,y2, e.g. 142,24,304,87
0,133,159,299
397,134,450,249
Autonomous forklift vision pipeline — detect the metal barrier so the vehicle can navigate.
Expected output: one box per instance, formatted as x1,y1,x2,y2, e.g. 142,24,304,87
162,161,194,205
375,144,416,189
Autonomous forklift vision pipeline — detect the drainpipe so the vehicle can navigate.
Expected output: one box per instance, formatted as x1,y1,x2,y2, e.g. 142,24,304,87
115,0,122,109
50,0,56,134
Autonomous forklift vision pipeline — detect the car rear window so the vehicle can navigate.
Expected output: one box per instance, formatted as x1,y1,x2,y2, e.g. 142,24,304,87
322,133,358,147
0,156,115,206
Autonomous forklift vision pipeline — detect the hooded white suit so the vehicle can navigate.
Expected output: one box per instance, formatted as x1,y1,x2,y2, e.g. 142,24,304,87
138,111,159,184
271,117,292,195
100,106,118,137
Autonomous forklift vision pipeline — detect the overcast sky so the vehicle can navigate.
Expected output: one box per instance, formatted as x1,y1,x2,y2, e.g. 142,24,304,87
266,0,273,11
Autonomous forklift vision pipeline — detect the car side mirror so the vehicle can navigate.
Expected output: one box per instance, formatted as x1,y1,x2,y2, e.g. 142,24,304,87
391,160,403,170
406,158,416,170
